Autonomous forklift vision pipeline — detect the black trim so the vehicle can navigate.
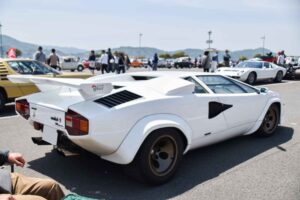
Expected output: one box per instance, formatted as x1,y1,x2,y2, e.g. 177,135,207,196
209,101,233,119
95,90,142,108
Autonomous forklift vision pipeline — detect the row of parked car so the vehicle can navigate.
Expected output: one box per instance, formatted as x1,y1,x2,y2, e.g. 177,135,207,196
58,56,198,71
0,56,299,112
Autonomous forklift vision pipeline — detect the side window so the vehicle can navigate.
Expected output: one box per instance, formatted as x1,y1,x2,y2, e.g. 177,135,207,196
264,62,270,68
230,79,259,93
183,77,207,94
197,75,247,94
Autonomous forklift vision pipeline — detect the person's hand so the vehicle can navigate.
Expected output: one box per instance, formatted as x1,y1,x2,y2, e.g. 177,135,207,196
7,152,25,167
0,194,16,200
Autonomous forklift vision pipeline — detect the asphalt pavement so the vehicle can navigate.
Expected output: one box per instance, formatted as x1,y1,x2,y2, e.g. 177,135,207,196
0,68,299,200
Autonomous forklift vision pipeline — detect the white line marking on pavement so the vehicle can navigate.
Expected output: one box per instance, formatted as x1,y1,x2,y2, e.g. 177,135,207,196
290,122,297,126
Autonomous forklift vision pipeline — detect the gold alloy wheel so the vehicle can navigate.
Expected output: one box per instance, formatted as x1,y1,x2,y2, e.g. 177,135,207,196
148,135,178,176
263,108,278,134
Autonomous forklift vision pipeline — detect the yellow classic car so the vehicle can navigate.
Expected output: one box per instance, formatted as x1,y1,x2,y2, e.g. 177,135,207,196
0,58,93,111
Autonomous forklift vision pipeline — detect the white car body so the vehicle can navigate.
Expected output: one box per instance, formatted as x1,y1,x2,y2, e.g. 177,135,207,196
9,72,282,165
9,72,283,185
59,56,82,71
217,61,286,84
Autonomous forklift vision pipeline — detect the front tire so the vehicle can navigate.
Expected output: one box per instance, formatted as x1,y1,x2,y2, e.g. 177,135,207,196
255,104,279,137
127,129,184,185
274,71,283,83
246,72,256,85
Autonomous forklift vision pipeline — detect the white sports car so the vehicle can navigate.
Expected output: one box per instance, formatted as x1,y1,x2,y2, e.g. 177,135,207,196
217,61,286,85
9,72,282,185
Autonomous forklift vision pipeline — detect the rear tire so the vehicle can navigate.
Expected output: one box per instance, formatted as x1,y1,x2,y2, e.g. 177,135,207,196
274,71,283,83
125,129,184,185
246,72,256,85
255,104,279,137
77,65,84,72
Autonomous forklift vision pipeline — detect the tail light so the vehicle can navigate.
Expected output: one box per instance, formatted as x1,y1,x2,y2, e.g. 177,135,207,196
65,110,89,136
16,99,30,119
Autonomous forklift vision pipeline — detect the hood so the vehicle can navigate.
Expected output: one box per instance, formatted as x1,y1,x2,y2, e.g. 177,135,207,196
217,67,250,76
218,67,251,72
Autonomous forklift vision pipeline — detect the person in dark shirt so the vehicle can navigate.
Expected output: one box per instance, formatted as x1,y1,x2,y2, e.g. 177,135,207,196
152,53,159,71
223,50,231,67
88,50,96,74
116,53,126,74
107,48,115,73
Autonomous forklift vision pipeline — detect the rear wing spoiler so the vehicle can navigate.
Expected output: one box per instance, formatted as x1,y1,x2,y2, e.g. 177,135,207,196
8,75,113,100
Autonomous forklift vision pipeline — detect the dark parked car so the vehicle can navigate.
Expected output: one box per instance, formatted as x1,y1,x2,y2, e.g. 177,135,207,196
173,57,194,68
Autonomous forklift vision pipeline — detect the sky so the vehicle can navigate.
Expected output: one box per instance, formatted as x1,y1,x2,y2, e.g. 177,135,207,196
0,0,300,55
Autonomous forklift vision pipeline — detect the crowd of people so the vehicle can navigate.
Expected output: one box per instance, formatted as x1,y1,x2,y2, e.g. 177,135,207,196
33,45,299,75
197,49,231,72
87,49,131,74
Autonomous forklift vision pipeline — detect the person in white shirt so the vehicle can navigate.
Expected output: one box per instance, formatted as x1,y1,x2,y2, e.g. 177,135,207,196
277,52,285,66
99,50,109,74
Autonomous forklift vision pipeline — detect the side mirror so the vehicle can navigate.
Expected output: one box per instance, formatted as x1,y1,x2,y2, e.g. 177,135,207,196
259,87,268,93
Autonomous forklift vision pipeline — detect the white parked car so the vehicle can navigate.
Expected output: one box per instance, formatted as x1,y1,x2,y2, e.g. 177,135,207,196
9,72,282,184
59,56,84,72
217,61,286,85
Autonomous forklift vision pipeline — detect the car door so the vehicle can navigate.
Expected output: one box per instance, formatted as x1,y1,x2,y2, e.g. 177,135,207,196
183,77,228,148
197,75,268,136
216,93,267,134
261,62,275,79
62,58,72,70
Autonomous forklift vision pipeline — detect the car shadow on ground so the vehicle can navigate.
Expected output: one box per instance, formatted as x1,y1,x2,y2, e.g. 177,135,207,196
28,126,293,200
0,104,17,118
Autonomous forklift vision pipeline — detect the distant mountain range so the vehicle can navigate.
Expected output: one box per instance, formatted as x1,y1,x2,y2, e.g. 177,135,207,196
1,35,273,61
1,35,87,58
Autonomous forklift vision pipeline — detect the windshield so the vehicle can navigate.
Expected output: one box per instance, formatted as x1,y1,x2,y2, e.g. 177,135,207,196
235,62,262,69
8,61,59,75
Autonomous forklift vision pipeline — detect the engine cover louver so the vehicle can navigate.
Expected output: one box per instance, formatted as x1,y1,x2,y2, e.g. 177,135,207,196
94,90,142,108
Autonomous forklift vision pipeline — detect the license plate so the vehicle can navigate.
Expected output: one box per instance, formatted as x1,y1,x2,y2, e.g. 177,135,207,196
42,126,58,145
30,104,65,129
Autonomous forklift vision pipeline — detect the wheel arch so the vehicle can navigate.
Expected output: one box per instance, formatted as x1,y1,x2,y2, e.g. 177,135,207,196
101,114,192,164
244,99,282,135
251,71,257,78
0,86,8,101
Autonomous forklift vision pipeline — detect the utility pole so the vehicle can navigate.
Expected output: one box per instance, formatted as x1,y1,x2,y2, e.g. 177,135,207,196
139,33,143,58
261,36,266,55
0,22,3,58
206,30,213,49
